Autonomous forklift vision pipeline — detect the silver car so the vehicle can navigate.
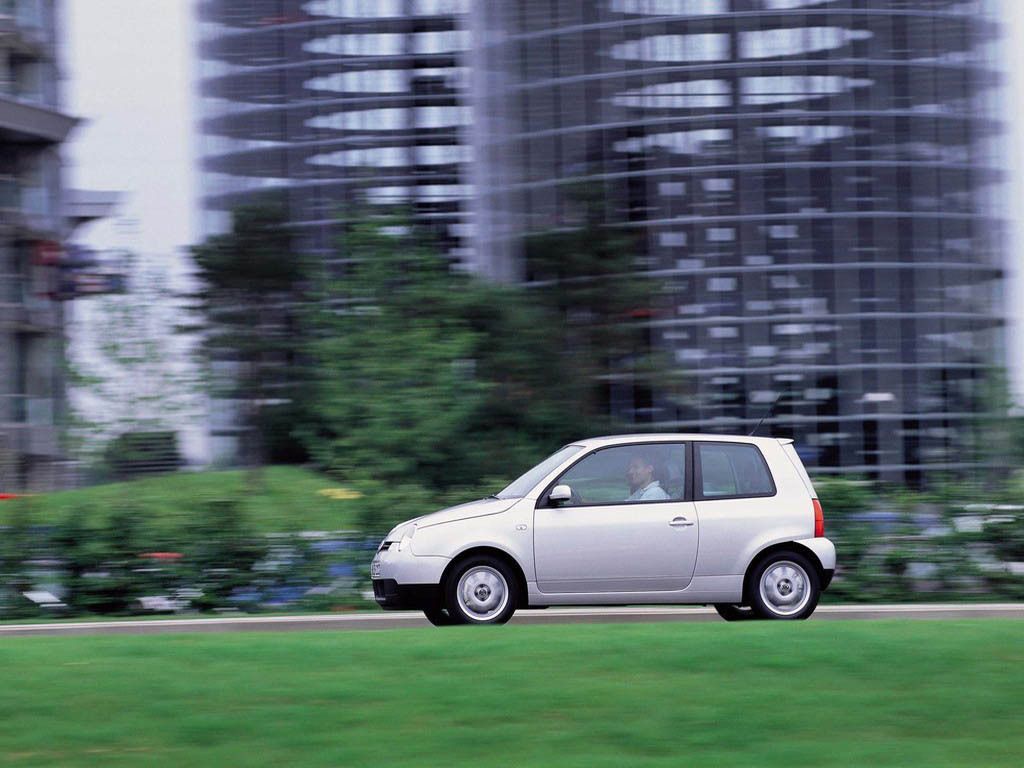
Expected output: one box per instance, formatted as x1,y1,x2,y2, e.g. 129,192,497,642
371,434,836,625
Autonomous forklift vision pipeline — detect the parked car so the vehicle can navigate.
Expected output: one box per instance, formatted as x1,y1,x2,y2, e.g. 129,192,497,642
371,434,835,625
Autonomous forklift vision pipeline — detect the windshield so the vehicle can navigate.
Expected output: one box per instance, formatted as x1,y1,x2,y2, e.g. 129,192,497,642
495,445,584,499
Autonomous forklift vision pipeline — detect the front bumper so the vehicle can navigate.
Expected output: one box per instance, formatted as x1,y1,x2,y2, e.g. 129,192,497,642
370,548,449,610
372,579,443,610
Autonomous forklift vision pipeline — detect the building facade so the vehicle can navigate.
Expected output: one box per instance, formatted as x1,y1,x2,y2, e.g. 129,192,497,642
197,0,1006,482
197,0,475,461
0,0,76,490
197,0,473,262
470,0,1006,483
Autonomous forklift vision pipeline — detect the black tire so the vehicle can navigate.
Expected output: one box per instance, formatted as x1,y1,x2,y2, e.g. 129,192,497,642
422,603,456,626
748,550,821,621
714,604,757,622
444,555,519,625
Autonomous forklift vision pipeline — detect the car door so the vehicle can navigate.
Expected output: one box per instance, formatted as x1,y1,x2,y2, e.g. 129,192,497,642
533,442,698,593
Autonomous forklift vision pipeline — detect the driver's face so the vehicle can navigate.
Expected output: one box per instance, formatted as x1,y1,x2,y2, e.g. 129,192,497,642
626,457,653,492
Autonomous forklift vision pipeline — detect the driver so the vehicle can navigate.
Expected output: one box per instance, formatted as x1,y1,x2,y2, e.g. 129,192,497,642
625,452,670,501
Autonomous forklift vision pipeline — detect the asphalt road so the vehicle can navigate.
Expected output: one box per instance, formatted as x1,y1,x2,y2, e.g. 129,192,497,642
2,603,1023,637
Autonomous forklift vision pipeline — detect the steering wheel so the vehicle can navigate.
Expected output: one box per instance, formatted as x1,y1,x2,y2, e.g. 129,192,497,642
569,487,584,506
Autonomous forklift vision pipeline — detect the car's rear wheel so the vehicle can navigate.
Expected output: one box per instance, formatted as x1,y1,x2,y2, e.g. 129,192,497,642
445,555,519,625
748,551,820,620
714,604,757,621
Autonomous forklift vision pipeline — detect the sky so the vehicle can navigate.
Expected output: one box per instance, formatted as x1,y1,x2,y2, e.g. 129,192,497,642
62,0,203,461
61,0,1024,399
63,0,196,257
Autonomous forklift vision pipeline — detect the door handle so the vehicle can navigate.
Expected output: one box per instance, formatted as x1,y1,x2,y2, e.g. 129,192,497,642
668,517,694,527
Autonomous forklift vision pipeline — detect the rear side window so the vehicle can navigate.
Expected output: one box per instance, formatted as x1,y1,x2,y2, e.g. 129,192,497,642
697,442,775,500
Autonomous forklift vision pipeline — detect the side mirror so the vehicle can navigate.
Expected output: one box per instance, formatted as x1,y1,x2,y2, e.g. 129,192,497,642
549,485,572,504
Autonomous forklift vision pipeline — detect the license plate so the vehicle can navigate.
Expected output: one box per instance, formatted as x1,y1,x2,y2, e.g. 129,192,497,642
371,558,382,578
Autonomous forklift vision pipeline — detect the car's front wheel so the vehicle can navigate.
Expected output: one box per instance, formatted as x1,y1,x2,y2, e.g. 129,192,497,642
748,551,820,620
445,555,519,625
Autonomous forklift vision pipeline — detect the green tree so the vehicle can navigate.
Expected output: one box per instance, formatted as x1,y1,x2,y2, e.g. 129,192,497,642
0,497,41,618
300,213,605,504
302,217,496,490
300,206,683,532
813,477,876,601
188,203,312,466
522,186,669,425
184,499,265,610
52,505,102,614
972,367,1024,478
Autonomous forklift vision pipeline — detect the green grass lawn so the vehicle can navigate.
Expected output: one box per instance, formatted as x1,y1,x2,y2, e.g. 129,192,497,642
17,466,359,535
1,620,1022,767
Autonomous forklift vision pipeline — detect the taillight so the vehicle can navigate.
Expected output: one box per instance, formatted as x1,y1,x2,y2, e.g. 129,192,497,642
813,498,825,538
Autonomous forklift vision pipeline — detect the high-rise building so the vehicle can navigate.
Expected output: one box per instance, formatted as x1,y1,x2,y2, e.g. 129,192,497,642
471,0,1006,483
197,0,1006,483
197,0,475,461
0,0,76,490
197,0,473,262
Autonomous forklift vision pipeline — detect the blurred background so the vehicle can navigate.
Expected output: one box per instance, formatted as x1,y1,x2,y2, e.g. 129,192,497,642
2,0,1024,617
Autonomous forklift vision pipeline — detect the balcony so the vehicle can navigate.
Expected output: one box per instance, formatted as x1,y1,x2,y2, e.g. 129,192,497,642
0,94,76,144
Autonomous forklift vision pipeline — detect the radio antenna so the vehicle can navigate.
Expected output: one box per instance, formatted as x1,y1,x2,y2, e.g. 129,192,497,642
749,392,782,436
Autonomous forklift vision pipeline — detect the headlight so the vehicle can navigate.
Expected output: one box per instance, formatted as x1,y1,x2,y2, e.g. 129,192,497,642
396,524,416,552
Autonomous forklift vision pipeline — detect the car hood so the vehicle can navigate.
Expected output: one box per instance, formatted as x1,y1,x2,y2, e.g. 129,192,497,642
393,497,517,535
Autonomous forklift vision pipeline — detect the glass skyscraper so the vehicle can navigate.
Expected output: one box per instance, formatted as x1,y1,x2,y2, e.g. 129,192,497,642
199,0,1006,482
197,0,473,459
470,0,1005,483
197,0,473,262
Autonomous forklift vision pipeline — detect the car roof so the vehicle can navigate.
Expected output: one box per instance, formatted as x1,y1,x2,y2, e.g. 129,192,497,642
571,434,791,449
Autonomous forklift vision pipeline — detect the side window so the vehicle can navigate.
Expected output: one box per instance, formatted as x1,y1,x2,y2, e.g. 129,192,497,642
697,443,774,499
554,443,686,505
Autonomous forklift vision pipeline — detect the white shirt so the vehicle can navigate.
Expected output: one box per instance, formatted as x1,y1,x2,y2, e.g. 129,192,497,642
626,480,670,501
